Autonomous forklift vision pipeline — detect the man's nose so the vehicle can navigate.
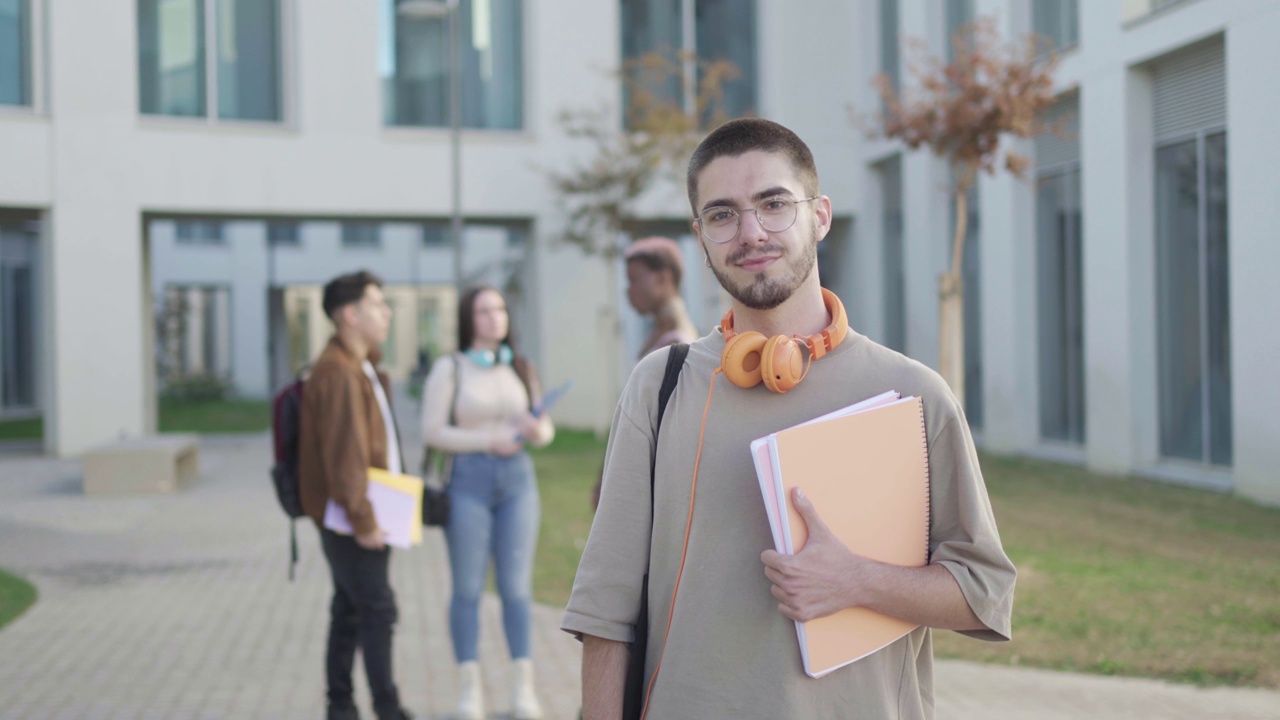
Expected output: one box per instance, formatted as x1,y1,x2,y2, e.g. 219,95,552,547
737,209,770,243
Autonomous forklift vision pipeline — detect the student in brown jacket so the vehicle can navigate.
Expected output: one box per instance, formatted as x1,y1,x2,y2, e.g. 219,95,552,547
298,270,413,720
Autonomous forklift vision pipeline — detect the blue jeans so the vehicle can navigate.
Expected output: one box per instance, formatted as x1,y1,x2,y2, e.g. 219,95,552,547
445,451,540,663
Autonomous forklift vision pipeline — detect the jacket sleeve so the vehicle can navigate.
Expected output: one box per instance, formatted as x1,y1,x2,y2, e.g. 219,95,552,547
312,365,378,535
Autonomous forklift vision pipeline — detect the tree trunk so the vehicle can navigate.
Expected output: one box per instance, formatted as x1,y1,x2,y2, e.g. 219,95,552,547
938,184,969,406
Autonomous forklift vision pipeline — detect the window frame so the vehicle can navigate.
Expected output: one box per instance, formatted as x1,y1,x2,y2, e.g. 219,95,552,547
136,0,292,127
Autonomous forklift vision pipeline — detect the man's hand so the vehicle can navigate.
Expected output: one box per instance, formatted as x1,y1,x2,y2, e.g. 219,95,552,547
356,528,387,551
761,487,874,623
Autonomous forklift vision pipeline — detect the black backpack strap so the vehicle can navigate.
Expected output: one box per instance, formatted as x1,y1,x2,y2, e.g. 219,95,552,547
651,343,689,506
625,343,688,719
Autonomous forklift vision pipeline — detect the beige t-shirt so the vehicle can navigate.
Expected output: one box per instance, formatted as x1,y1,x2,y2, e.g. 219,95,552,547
562,330,1015,719
420,354,554,452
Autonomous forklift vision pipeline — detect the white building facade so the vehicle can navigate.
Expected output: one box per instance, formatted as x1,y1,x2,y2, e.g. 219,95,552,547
1,0,1277,505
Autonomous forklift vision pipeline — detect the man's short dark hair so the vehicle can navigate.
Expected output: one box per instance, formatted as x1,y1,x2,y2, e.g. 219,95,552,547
686,118,819,214
322,270,382,320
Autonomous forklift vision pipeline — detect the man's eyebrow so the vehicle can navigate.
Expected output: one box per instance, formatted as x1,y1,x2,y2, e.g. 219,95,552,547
699,187,796,214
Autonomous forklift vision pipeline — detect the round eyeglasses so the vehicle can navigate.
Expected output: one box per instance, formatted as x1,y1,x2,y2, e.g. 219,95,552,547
695,196,819,243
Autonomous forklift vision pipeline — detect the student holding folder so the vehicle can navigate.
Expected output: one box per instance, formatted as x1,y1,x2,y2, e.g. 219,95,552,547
562,119,1016,720
297,271,414,720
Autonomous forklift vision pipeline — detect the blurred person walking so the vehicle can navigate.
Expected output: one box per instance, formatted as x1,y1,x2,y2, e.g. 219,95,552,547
591,236,701,509
298,270,415,720
421,286,555,720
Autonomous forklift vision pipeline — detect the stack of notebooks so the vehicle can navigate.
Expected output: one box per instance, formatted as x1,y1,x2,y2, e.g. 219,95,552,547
752,390,931,678
324,467,425,549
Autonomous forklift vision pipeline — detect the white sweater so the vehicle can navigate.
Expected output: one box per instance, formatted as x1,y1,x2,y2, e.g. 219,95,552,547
420,353,555,453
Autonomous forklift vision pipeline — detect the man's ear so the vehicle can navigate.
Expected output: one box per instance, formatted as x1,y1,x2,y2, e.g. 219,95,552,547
814,195,833,242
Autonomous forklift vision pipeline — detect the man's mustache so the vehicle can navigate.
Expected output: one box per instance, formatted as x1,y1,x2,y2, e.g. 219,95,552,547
726,244,785,265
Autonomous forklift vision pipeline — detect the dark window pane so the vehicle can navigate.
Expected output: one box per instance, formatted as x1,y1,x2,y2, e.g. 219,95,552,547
267,220,299,246
880,156,905,353
342,221,380,248
384,0,523,129
0,0,31,106
620,0,682,127
175,219,224,244
138,0,207,117
879,0,899,93
695,0,756,122
1204,131,1231,465
216,0,281,121
1036,169,1085,443
960,183,982,428
1155,140,1203,461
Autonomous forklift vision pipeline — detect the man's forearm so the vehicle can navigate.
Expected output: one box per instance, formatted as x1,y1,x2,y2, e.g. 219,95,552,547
855,562,984,631
582,634,629,720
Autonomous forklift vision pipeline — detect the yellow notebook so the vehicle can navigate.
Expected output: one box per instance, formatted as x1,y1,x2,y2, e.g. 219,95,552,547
760,395,930,678
323,468,425,548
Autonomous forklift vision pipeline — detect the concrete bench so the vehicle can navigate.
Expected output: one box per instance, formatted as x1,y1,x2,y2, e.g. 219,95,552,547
83,434,200,495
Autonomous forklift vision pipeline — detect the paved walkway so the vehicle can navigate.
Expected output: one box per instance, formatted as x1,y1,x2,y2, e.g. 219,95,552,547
0,395,1277,718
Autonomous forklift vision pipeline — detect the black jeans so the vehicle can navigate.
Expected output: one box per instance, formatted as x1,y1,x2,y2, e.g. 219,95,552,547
320,527,402,715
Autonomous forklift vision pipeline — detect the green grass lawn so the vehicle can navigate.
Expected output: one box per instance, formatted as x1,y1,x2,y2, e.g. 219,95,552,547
0,567,37,630
158,398,272,434
529,431,1280,689
0,416,42,441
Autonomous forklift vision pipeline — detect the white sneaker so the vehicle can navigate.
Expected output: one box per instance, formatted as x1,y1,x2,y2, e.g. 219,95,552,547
510,658,544,720
454,661,485,720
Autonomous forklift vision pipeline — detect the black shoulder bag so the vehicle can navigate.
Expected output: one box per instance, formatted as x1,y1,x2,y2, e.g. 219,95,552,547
421,354,460,526
622,342,689,719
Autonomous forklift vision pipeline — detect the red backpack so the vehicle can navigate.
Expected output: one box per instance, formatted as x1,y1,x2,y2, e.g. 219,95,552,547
270,370,307,579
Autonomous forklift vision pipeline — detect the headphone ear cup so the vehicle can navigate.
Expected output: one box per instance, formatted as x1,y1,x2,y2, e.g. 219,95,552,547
761,336,805,393
722,331,767,389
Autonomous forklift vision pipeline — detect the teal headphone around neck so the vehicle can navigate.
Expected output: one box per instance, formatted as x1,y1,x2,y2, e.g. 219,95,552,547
465,343,513,368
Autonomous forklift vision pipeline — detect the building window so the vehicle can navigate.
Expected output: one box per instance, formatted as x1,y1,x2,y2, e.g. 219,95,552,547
878,0,899,96
158,285,232,383
138,0,283,122
421,220,450,247
267,220,300,246
943,0,973,62
1152,37,1230,466
381,0,524,130
1155,132,1230,466
0,214,39,412
1035,94,1084,444
958,182,983,429
1033,0,1079,52
620,0,757,127
342,221,381,248
174,219,224,245
0,0,32,107
877,155,905,353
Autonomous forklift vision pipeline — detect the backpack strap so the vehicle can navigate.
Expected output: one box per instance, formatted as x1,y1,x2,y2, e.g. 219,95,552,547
651,343,689,507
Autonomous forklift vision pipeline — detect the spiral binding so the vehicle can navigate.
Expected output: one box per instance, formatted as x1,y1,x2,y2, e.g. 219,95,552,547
916,397,932,560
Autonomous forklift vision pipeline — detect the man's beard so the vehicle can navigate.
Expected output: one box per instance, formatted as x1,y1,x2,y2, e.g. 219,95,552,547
707,230,819,311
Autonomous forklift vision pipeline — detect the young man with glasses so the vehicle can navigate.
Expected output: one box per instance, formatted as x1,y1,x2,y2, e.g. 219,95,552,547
562,119,1015,719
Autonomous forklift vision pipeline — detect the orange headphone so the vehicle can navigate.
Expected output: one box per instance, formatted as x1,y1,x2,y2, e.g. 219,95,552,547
720,287,849,393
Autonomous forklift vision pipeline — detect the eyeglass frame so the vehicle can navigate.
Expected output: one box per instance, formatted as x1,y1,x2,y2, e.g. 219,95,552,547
693,195,821,243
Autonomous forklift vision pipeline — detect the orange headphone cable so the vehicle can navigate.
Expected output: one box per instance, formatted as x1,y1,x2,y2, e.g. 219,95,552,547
639,367,721,719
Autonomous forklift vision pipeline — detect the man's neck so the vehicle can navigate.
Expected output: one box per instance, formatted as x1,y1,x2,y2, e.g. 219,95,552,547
729,275,828,340
336,328,370,363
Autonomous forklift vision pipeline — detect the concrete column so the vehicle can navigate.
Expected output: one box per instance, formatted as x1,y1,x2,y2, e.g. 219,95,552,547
229,223,270,398
46,0,147,455
1225,6,1280,505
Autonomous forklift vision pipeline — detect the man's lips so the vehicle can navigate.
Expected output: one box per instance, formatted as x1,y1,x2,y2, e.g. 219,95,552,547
736,255,779,271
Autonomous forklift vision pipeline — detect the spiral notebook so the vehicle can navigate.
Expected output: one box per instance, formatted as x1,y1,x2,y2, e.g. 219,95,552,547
751,392,931,678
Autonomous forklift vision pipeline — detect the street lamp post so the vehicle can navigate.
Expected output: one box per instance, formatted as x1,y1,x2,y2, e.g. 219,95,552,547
397,0,463,292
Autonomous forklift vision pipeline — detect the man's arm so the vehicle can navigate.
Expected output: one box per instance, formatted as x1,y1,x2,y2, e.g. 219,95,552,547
761,488,984,630
581,634,629,720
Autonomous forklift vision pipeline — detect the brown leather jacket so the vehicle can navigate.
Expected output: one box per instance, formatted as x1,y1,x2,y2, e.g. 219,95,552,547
298,337,400,535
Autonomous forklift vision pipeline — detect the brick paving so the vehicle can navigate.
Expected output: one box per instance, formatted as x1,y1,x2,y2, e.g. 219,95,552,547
0,392,1276,719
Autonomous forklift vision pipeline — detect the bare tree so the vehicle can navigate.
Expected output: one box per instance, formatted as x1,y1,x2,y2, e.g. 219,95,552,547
543,51,741,415
871,18,1059,406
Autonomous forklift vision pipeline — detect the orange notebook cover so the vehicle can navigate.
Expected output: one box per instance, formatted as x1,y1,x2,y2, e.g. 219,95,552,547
770,396,930,677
